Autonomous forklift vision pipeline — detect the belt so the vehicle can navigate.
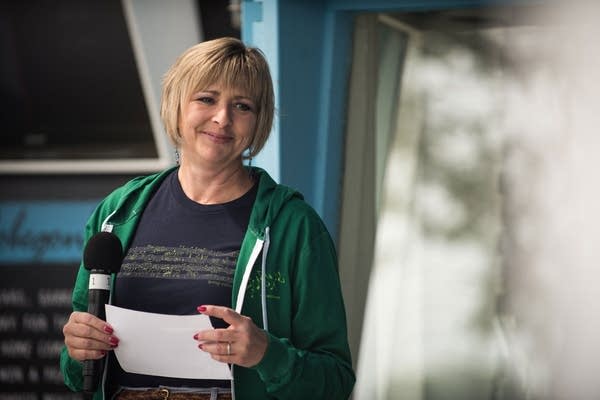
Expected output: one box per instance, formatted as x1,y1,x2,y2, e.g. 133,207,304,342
115,388,232,400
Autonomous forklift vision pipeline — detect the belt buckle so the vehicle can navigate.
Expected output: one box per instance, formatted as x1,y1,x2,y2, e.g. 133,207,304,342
158,388,169,400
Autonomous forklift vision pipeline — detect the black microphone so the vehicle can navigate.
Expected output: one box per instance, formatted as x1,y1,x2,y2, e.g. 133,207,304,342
82,232,123,395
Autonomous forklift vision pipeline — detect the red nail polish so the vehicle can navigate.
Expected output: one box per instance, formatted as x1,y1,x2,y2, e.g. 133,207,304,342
198,343,204,350
109,337,119,346
100,350,107,356
104,325,114,334
197,306,207,313
193,334,198,340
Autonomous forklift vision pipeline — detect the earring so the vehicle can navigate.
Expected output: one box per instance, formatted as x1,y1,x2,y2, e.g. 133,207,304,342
244,147,252,167
175,149,180,165
247,153,254,181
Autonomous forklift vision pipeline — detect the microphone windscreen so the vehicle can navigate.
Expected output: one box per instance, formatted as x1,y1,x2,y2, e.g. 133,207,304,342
83,232,123,273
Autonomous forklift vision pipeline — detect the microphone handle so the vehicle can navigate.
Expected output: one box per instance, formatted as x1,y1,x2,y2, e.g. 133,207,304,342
87,287,110,321
83,272,111,394
83,359,105,395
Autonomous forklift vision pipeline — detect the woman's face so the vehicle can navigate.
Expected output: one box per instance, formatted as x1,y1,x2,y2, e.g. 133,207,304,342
178,83,257,170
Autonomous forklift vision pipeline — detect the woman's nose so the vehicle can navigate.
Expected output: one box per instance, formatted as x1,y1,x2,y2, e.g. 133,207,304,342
212,103,231,127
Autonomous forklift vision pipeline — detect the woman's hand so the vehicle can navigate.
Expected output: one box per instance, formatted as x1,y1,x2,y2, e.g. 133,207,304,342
62,311,119,361
194,305,268,368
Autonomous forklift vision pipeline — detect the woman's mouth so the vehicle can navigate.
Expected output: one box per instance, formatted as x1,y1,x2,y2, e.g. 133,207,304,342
202,131,233,144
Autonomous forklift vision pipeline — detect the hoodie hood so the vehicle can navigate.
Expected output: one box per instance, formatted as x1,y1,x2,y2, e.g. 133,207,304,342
99,168,176,234
101,167,298,229
247,167,302,239
99,166,299,239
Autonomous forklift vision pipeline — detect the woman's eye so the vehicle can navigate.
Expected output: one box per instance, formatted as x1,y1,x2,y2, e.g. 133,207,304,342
234,102,252,112
196,97,214,105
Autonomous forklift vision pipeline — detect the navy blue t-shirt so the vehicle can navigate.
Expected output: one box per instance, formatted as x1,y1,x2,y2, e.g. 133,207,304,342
107,169,257,390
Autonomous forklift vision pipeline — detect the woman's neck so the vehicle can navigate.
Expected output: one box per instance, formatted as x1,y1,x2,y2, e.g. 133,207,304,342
177,162,253,205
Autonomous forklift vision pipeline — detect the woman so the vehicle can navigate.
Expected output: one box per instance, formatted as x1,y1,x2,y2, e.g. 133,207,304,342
60,37,355,399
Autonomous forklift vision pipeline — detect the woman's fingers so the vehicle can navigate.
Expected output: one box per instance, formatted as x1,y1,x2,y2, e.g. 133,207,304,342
198,340,234,356
197,305,243,325
70,311,109,330
63,311,119,361
65,346,108,361
195,305,268,367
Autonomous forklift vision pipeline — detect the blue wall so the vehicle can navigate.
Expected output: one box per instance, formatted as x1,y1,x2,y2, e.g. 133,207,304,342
242,0,356,241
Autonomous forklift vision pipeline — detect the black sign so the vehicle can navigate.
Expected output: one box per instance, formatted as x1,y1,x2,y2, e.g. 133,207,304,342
1,264,83,400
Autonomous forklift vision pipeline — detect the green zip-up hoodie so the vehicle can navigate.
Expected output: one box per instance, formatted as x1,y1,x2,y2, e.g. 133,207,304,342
60,167,355,399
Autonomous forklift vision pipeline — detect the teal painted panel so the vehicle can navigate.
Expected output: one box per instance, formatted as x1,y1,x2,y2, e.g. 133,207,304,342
0,201,98,264
242,0,281,182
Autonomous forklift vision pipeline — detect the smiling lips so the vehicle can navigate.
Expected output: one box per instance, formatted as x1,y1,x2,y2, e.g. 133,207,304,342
202,130,233,143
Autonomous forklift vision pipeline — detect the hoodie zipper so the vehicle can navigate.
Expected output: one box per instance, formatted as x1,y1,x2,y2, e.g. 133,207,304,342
260,227,270,331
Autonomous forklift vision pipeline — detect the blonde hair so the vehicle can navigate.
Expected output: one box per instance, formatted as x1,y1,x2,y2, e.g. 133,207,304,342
160,37,275,158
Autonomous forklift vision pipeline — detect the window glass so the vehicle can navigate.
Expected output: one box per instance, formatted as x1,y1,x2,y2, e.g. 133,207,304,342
351,4,600,399
0,0,156,161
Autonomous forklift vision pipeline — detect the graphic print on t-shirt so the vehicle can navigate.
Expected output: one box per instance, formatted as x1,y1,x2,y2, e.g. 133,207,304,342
121,245,237,287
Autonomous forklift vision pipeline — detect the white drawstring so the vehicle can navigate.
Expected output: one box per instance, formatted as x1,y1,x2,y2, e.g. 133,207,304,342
235,237,264,314
231,227,272,400
230,365,236,400
101,210,117,233
260,227,270,331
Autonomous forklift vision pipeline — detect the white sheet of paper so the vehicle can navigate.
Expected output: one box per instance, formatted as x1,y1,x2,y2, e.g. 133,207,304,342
105,304,232,380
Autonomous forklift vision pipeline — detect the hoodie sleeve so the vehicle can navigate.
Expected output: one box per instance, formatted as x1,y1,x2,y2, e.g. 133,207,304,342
59,263,89,391
59,191,118,396
252,224,356,399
